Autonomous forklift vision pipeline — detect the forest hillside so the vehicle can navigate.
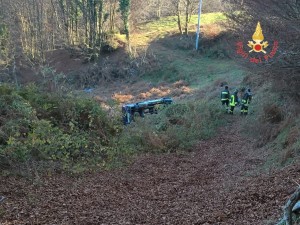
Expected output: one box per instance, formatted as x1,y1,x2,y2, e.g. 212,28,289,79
0,0,300,224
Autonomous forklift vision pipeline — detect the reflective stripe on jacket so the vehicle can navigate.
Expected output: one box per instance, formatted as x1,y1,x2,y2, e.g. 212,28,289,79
221,90,230,100
242,92,252,106
230,94,238,106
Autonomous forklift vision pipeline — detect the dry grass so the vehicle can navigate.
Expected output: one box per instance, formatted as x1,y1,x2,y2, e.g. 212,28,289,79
112,93,134,103
286,127,300,147
143,131,169,152
263,104,283,124
172,80,189,88
201,23,224,39
171,86,192,97
138,87,170,98
137,85,192,100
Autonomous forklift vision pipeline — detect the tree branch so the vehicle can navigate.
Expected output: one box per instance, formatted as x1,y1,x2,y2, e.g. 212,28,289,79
277,187,300,225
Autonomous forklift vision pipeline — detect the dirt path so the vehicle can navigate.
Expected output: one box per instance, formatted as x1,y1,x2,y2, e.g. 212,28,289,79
1,119,299,225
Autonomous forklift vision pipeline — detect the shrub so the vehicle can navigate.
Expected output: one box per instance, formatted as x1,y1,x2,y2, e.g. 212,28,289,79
18,85,113,139
4,119,108,162
101,32,121,53
0,84,13,95
263,104,283,124
0,84,117,171
116,99,224,154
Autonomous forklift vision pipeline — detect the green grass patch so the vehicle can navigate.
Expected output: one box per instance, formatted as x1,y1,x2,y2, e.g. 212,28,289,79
133,12,227,46
138,12,226,33
143,54,245,89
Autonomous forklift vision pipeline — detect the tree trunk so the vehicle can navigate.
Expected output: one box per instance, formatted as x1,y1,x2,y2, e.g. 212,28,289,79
276,187,300,225
184,0,190,35
82,0,89,46
98,0,103,50
156,0,162,19
176,0,182,34
119,0,131,54
283,187,300,225
109,0,117,32
124,19,131,53
58,0,69,45
12,55,18,88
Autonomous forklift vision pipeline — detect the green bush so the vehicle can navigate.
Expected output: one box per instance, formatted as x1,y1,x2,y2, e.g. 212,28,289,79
116,99,224,154
4,119,108,162
18,85,113,138
0,84,116,170
0,84,13,95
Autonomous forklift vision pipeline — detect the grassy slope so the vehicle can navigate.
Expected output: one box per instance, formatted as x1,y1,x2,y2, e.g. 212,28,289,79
113,12,244,98
109,12,248,166
136,13,244,91
121,12,299,169
143,48,244,88
131,12,226,46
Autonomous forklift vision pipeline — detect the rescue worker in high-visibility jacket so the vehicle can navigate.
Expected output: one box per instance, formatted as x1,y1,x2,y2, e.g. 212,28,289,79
221,85,230,113
229,89,239,114
240,88,252,115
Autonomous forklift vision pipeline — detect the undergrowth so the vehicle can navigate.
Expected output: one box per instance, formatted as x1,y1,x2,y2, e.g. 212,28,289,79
0,84,119,174
112,99,224,167
240,80,300,170
0,84,225,174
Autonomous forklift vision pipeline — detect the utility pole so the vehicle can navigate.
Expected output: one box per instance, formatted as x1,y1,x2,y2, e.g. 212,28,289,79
195,0,203,50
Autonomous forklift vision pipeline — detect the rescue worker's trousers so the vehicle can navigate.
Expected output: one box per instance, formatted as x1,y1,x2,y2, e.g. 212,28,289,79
229,105,235,114
240,104,248,115
221,100,229,112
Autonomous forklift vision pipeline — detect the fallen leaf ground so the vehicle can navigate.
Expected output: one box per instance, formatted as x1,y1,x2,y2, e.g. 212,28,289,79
1,117,299,225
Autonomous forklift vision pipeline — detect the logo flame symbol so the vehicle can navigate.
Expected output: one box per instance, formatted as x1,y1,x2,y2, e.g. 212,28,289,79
248,22,269,54
252,22,264,41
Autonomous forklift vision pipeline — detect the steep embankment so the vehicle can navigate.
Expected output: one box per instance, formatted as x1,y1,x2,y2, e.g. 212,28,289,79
1,119,298,225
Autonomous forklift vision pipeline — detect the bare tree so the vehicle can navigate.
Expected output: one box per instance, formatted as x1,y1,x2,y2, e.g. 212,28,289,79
119,0,131,53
